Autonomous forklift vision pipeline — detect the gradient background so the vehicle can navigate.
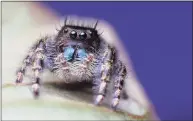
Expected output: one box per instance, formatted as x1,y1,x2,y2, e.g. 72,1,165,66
41,2,192,120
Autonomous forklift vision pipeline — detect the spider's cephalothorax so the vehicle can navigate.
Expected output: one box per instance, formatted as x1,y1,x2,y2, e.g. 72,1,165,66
15,16,127,110
51,20,102,83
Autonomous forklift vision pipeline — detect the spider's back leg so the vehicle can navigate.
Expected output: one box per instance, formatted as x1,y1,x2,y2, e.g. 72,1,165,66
111,59,127,110
15,36,49,98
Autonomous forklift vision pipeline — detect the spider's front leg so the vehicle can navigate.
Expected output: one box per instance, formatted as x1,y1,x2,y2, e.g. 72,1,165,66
94,46,114,105
31,43,45,98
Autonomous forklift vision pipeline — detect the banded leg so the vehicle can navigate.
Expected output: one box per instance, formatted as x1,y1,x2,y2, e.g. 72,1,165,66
15,39,46,98
15,38,46,84
31,41,45,98
111,61,127,110
15,50,34,83
94,46,114,105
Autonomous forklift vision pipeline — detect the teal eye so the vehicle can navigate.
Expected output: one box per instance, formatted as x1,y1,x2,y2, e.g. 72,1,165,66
63,46,75,61
77,49,87,61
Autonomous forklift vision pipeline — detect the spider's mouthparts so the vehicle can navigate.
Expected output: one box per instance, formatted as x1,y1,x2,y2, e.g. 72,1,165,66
63,46,87,62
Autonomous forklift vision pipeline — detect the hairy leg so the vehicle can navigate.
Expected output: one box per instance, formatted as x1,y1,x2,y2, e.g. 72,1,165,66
15,51,33,83
111,60,127,110
31,41,45,98
15,39,46,98
94,46,115,105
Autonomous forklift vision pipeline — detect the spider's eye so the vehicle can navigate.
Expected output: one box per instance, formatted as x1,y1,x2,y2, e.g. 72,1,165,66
70,30,77,39
88,31,93,36
79,32,87,40
63,28,68,33
89,30,97,38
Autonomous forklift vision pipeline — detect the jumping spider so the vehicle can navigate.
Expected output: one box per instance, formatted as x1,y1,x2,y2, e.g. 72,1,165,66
15,16,128,110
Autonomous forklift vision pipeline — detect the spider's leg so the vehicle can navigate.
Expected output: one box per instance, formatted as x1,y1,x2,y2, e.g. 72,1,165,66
111,61,127,110
31,40,46,98
15,38,47,98
15,38,47,84
15,50,34,83
94,46,114,105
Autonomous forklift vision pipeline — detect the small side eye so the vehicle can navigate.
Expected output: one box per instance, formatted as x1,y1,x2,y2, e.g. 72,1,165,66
70,30,77,39
89,30,97,38
88,31,93,36
63,28,68,33
79,32,87,40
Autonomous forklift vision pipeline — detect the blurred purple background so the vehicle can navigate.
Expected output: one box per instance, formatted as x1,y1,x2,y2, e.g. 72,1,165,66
41,2,192,120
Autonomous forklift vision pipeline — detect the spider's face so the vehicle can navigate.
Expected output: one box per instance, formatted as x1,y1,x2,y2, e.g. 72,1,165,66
54,26,100,83
57,26,100,62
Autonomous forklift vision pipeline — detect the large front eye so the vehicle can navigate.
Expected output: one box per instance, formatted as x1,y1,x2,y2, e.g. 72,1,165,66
79,32,87,40
70,30,77,39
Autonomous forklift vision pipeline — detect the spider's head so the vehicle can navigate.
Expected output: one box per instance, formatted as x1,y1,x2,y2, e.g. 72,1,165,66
57,26,99,62
53,17,101,83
